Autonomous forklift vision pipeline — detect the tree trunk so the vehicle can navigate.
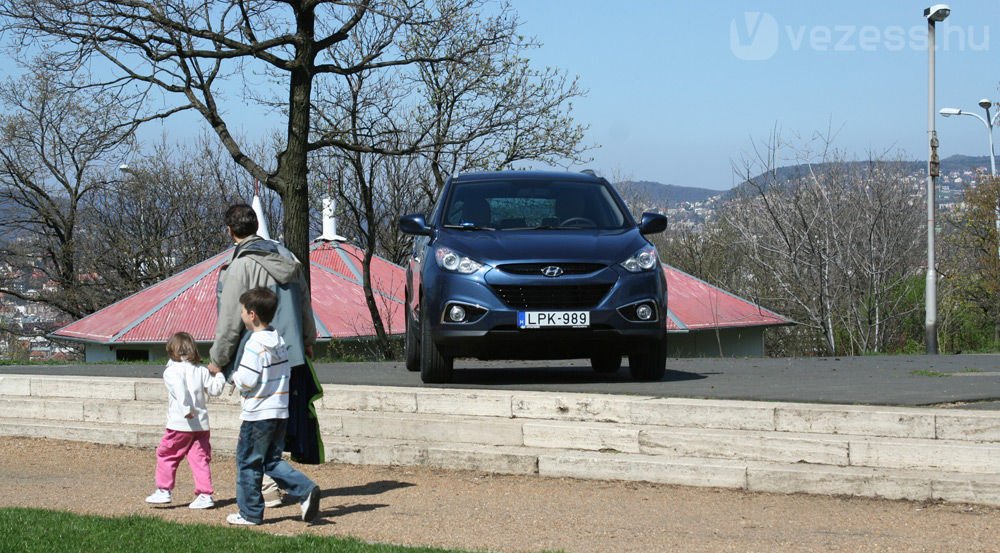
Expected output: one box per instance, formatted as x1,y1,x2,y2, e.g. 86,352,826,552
274,49,315,275
361,248,393,359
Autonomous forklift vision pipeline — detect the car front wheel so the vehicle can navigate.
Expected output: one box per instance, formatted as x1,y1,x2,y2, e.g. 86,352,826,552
404,306,420,372
420,311,454,383
590,352,622,374
628,336,666,381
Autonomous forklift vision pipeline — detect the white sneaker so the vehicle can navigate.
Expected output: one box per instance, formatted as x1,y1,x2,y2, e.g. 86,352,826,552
300,486,320,522
188,494,215,509
145,489,171,504
264,494,284,508
226,512,257,526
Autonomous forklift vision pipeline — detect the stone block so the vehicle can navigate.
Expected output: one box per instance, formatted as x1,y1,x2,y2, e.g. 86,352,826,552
935,411,1000,442
932,474,1000,506
341,413,522,446
424,445,539,475
31,377,136,401
630,398,776,431
747,463,932,502
639,427,850,465
0,375,31,396
774,405,935,438
849,438,1000,473
523,423,640,453
324,386,417,413
134,379,165,402
417,390,513,418
512,393,634,423
29,398,85,421
539,451,748,489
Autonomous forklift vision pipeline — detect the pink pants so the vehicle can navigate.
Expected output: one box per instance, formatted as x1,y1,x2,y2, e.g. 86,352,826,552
154,429,214,496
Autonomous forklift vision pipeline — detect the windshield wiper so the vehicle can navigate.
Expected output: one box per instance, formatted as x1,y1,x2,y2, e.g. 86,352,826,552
443,223,495,231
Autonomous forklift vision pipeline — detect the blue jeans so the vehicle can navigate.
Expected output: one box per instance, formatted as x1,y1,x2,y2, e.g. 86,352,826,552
236,418,317,523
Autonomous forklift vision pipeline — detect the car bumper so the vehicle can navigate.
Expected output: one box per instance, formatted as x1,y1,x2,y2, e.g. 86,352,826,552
423,268,666,360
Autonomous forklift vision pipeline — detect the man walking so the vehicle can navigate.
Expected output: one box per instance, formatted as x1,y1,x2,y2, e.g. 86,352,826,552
208,204,324,469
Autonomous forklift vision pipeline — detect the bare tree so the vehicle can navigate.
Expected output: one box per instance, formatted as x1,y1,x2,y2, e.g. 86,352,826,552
81,140,238,296
409,3,589,197
0,65,135,317
721,132,923,355
373,154,429,264
0,0,509,273
824,159,923,354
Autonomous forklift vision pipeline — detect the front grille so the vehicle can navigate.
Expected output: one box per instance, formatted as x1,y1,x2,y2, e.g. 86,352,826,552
497,263,606,275
490,284,611,309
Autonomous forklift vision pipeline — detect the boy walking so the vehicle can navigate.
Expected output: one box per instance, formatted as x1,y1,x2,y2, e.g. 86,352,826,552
217,286,320,526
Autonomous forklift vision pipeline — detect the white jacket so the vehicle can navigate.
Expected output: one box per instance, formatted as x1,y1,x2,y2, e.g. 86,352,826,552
231,328,290,422
163,359,226,432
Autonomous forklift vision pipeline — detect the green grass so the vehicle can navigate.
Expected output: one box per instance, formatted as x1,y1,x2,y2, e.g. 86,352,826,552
911,369,950,377
0,508,505,553
0,359,80,366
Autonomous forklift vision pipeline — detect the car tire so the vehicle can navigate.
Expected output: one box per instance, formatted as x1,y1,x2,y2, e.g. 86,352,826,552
590,352,621,374
628,335,666,381
404,307,420,372
420,311,453,383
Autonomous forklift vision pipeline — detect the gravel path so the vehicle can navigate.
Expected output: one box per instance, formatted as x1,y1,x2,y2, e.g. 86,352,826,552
3,437,1000,552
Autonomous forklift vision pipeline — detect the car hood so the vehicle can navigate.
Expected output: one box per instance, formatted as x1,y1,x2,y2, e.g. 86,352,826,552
435,228,648,265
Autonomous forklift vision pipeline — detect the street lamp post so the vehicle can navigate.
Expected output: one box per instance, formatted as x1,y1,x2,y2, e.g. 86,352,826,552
924,4,951,355
940,101,1000,261
940,101,998,176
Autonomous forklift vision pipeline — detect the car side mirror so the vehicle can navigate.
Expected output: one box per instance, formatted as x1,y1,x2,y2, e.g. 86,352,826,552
638,212,667,235
399,213,432,236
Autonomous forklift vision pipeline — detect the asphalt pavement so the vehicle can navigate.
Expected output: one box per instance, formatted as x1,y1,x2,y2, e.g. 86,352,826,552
5,354,1000,408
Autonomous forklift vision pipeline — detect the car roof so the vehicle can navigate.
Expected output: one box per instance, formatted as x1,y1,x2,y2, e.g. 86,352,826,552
450,170,606,184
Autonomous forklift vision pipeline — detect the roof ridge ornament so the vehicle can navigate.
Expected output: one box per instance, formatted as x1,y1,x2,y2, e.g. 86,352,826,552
315,197,347,242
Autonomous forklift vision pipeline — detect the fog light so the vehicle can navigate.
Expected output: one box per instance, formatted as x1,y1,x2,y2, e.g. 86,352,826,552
635,304,653,321
448,304,467,322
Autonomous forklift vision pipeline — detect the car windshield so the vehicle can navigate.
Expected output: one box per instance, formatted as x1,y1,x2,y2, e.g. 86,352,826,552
442,180,628,231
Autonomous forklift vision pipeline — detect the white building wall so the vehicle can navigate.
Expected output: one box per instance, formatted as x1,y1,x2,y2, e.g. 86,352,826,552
667,327,766,358
84,345,176,363
84,345,117,363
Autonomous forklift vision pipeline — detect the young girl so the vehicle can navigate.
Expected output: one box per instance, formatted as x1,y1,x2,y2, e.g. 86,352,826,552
145,332,226,509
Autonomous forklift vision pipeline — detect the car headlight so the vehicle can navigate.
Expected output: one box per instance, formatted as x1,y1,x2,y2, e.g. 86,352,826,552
620,245,659,272
435,247,484,274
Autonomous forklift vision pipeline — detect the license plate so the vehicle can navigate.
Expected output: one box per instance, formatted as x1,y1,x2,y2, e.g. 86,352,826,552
517,311,590,329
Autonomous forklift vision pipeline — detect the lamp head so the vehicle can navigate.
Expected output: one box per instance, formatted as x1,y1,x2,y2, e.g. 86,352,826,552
939,108,961,117
979,98,993,110
924,4,951,22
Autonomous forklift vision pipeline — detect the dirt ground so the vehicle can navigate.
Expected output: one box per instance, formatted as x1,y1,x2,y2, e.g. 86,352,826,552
2,436,1000,553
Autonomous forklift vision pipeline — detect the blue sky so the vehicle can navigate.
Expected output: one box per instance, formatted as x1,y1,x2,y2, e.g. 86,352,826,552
7,2,994,191
510,1,1000,189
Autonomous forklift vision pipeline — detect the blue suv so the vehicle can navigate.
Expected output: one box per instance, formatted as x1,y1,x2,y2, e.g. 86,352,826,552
399,170,668,383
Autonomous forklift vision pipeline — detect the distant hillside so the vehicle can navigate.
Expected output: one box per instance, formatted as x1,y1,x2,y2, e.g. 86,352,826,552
731,154,992,196
613,180,720,208
611,155,992,208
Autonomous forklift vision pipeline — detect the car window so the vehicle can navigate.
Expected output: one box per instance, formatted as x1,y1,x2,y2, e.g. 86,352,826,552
443,180,627,230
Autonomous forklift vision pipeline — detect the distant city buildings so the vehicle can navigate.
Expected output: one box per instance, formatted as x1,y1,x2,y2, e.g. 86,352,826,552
0,262,77,362
647,165,988,232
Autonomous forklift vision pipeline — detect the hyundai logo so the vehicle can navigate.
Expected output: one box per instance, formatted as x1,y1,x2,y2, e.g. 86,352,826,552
541,265,564,277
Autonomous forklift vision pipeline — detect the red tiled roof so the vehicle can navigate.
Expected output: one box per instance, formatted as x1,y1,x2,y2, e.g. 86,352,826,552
663,264,791,331
52,246,790,345
52,241,406,344
53,253,227,343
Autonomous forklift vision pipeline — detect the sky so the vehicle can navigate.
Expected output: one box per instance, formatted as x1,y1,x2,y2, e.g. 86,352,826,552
507,0,1000,189
4,1,995,192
